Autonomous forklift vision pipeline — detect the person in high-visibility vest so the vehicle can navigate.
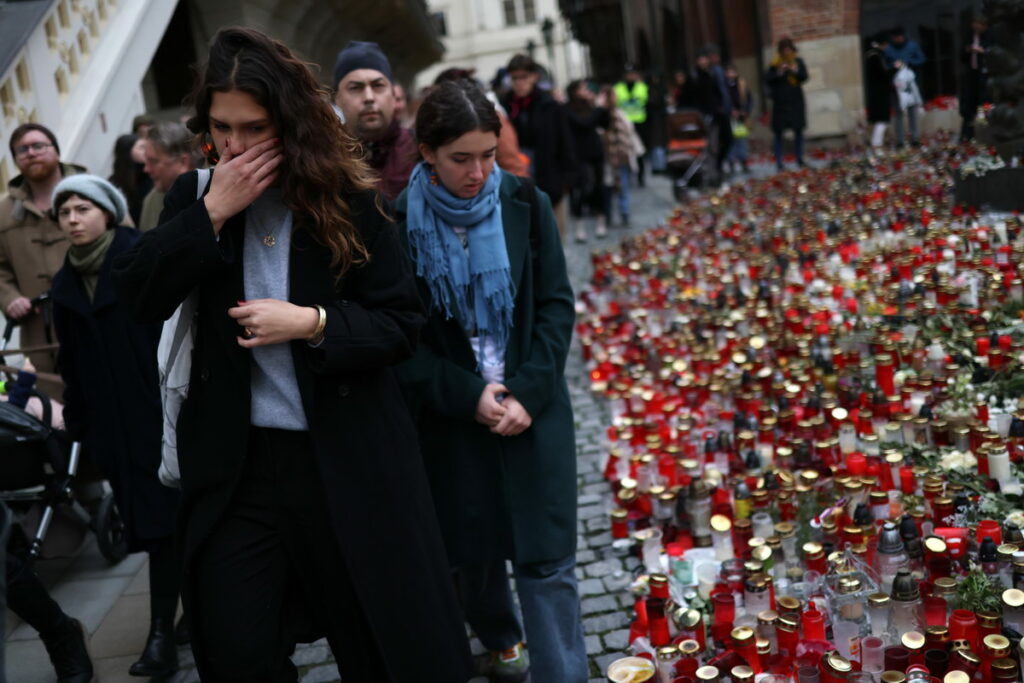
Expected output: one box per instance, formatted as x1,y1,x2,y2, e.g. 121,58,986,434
613,66,649,186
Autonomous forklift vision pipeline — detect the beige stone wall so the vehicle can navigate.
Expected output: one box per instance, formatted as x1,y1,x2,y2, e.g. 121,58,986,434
764,34,865,138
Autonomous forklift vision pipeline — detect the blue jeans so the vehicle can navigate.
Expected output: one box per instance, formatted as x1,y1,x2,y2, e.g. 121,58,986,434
615,165,632,219
458,553,587,683
773,128,804,167
728,137,749,164
893,105,919,145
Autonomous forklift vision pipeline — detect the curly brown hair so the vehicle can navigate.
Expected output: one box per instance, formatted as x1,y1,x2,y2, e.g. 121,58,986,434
186,27,375,276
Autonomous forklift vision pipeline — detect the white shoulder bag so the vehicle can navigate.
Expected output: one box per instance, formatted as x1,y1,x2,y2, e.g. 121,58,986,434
157,168,209,488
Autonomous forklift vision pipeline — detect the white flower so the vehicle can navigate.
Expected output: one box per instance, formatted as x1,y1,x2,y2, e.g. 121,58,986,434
1007,510,1024,528
939,449,978,472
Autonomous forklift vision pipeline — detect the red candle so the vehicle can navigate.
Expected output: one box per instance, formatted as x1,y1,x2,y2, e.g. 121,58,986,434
948,609,979,651
875,354,895,396
802,603,826,641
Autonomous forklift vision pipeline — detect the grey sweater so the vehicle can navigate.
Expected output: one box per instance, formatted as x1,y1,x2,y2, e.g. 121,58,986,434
243,189,307,431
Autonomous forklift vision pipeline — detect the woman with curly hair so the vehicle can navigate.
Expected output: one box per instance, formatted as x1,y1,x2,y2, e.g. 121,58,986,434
114,27,472,682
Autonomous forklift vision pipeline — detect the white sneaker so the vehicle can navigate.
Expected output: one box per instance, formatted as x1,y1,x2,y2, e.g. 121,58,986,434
595,216,608,238
574,220,587,243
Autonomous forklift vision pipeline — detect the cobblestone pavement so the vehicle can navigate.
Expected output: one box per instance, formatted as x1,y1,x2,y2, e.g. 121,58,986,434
4,171,681,683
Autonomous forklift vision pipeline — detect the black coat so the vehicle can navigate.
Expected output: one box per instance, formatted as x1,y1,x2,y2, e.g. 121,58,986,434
393,173,577,566
564,104,610,164
865,48,893,123
51,226,178,551
766,57,809,131
112,172,473,682
503,88,578,205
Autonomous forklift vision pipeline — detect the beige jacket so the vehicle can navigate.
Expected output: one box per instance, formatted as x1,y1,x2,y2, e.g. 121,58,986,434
0,163,85,390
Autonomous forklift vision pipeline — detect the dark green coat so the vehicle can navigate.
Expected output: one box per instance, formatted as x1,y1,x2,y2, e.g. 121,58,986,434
394,172,577,566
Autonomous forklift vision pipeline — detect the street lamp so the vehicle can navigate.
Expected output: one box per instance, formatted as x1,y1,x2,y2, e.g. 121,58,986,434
541,16,555,62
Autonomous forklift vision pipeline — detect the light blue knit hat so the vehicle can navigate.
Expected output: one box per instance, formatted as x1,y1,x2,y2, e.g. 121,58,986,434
52,174,128,225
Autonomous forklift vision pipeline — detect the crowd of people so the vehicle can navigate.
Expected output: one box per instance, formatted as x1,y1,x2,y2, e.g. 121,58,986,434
0,15,997,683
1,27,593,683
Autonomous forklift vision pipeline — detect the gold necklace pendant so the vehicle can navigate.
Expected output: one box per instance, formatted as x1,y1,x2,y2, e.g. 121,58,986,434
263,234,276,247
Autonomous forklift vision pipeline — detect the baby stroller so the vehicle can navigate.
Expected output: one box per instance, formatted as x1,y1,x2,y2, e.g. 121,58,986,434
0,296,127,566
666,109,710,200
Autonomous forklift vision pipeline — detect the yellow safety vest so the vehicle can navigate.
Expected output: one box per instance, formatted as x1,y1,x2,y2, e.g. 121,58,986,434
614,80,649,124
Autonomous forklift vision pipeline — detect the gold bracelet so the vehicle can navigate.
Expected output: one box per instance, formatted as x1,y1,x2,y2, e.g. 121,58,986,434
307,305,327,345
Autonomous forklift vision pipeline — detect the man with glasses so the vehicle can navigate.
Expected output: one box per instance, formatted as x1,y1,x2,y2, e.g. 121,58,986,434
0,124,85,393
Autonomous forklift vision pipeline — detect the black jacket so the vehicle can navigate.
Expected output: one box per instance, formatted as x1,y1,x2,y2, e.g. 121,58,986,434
766,57,809,131
52,226,178,551
865,47,894,123
112,171,473,682
564,104,610,164
503,88,578,205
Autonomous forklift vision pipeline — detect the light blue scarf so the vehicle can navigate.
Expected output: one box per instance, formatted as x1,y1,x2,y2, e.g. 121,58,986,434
406,162,514,360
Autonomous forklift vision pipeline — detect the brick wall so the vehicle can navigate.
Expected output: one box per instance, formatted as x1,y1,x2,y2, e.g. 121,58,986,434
766,0,860,44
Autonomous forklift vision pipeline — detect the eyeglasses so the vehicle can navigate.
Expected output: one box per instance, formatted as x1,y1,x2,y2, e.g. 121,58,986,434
14,142,54,158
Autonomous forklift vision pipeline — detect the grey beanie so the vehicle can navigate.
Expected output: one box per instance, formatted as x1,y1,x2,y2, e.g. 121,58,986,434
333,41,393,87
52,174,128,225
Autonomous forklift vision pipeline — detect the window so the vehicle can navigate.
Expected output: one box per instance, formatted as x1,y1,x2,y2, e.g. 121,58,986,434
1,80,15,119
15,59,30,93
86,10,98,37
54,67,68,96
45,17,58,49
58,0,70,28
503,0,536,26
97,0,107,22
432,11,448,37
78,29,89,56
68,48,79,76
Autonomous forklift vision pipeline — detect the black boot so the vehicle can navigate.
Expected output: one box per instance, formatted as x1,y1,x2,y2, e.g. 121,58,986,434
129,616,178,677
174,614,189,645
40,617,94,683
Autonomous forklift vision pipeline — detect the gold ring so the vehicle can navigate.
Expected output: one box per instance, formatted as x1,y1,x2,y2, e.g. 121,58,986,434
244,327,255,338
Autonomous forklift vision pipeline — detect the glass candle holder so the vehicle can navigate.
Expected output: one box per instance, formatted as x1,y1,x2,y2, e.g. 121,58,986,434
862,636,887,674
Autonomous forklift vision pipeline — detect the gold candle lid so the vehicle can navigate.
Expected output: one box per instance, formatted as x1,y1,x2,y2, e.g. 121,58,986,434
657,645,680,661
731,666,754,681
978,611,1001,629
901,631,925,650
992,658,1017,673
827,653,853,673
777,596,801,612
944,672,970,683
883,673,907,683
984,634,1011,655
711,514,732,532
678,639,701,656
1003,588,1024,607
868,592,891,607
696,665,720,682
731,626,755,643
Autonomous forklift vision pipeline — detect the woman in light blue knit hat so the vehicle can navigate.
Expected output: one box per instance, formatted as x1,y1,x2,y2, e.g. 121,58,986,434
49,174,182,677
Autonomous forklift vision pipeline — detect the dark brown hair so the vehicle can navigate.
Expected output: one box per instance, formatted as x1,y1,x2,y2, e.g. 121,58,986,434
507,53,538,74
186,27,374,275
9,123,60,158
415,80,502,151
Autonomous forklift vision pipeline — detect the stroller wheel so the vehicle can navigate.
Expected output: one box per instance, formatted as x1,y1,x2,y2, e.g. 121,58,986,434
95,493,128,564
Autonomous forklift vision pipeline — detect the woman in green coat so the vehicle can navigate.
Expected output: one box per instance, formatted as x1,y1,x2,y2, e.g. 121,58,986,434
394,80,586,683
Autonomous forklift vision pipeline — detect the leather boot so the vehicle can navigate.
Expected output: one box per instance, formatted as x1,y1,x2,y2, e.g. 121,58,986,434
174,614,190,645
40,617,94,683
129,616,178,677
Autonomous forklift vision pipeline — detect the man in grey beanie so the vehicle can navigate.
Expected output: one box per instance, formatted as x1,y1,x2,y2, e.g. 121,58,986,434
333,40,416,201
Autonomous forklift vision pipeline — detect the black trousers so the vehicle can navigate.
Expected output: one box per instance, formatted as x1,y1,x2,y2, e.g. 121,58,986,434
193,427,385,682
